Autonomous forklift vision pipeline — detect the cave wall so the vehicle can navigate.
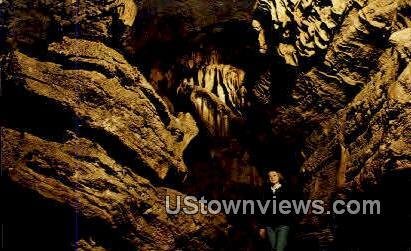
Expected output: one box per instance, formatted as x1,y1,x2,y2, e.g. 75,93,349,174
1,0,410,250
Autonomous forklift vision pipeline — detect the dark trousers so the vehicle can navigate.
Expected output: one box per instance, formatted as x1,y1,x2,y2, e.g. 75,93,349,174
266,225,290,251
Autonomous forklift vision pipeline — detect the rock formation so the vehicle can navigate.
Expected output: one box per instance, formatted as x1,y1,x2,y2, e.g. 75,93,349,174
1,30,227,250
1,0,410,250
2,127,226,250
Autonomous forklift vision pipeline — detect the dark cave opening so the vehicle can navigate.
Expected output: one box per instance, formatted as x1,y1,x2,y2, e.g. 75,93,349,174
1,176,137,251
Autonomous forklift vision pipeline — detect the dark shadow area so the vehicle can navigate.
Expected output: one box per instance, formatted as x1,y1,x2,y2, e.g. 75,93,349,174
1,176,137,251
334,169,411,251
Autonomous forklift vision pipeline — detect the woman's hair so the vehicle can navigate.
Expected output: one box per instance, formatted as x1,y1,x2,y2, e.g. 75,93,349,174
267,170,284,182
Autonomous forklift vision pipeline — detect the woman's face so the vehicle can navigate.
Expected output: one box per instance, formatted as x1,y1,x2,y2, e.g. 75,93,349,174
268,171,280,185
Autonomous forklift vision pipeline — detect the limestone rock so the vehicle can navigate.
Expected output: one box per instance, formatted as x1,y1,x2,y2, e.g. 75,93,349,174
390,28,411,60
269,0,398,139
299,46,411,243
4,37,198,180
1,128,227,250
2,0,137,50
76,240,107,251
2,0,411,249
178,63,247,137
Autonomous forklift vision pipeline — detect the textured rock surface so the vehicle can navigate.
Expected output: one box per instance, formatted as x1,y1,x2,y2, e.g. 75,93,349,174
253,0,396,65
178,62,247,137
5,37,198,180
263,0,399,140
76,239,108,251
298,46,411,244
1,0,137,53
2,36,228,250
2,128,227,250
2,0,411,249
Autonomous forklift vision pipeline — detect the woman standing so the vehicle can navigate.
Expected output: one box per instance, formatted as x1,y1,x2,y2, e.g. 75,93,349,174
258,170,292,251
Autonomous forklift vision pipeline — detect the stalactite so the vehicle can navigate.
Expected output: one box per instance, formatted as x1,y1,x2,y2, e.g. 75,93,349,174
179,62,246,137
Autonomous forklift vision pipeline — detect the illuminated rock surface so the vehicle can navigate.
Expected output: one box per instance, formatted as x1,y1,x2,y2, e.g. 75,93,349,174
1,0,410,249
